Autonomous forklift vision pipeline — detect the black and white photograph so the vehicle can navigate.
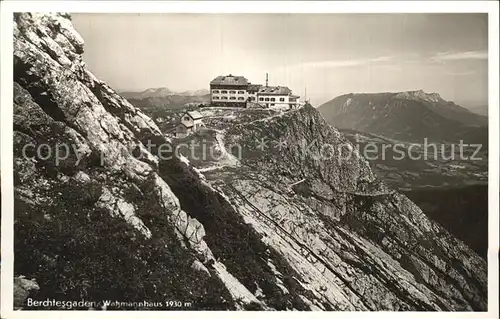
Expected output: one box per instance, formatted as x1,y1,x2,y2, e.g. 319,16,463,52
1,1,499,317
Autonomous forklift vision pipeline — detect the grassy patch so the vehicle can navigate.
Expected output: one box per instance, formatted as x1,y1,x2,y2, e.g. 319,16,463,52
14,179,234,310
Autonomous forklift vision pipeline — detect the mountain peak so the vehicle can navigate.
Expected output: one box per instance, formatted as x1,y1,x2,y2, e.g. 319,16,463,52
318,89,488,143
146,87,172,93
394,90,442,102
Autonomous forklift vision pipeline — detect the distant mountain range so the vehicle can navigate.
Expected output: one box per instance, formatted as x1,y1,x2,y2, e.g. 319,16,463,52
465,104,488,116
121,87,210,111
120,87,209,100
126,95,210,112
318,90,488,144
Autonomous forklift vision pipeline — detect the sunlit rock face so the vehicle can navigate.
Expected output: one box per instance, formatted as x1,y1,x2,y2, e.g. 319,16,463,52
215,105,487,310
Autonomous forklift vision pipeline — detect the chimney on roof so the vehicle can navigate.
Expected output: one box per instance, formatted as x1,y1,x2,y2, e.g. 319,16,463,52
266,73,268,87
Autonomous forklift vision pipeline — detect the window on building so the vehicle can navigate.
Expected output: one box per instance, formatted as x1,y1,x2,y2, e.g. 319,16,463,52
265,98,270,101
249,97,255,101
229,96,236,100
237,97,244,100
213,96,219,100
238,91,245,94
212,90,219,93
221,96,228,100
280,98,285,102
221,90,228,94
271,98,276,102
229,90,236,94
259,97,264,101
184,117,190,121
271,103,275,106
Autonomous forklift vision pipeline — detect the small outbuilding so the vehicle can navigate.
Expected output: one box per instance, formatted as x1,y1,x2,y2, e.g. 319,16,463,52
175,110,204,138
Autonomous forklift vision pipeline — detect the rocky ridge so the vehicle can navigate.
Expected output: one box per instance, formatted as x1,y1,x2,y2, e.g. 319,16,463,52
14,12,249,310
207,105,488,310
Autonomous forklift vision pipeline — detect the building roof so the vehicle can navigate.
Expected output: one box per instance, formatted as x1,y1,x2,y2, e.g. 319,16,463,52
185,110,203,120
248,84,263,91
178,122,194,128
258,86,292,95
210,74,250,86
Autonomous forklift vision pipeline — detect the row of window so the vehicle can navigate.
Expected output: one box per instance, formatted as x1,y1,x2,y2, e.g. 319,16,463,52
259,97,286,102
212,90,246,94
212,96,294,103
213,96,245,100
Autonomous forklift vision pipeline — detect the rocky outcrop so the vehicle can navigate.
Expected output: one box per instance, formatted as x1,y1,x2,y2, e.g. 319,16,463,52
14,276,40,309
214,105,488,310
14,12,210,254
13,12,236,309
225,105,390,196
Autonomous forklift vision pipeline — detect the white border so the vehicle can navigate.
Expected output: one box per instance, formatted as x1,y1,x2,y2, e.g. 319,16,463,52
1,1,498,319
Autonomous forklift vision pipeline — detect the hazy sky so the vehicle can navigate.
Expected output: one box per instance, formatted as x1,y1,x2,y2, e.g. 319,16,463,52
72,13,488,106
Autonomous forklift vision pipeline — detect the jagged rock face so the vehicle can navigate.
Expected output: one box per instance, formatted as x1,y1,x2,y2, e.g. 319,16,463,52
211,106,487,311
225,105,390,196
13,12,487,311
13,12,236,310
